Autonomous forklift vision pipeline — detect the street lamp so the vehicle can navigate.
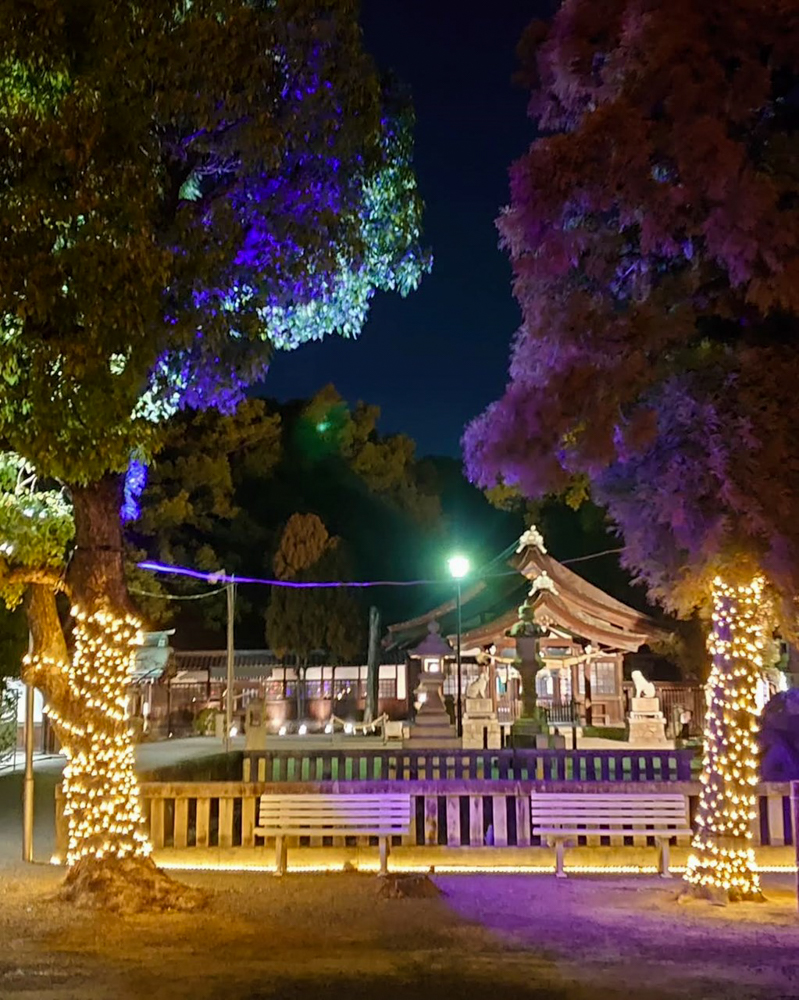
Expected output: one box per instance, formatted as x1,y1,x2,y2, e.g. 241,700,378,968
448,555,470,738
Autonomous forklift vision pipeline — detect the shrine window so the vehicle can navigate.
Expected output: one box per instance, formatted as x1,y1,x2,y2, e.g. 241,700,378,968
577,661,618,696
591,661,617,695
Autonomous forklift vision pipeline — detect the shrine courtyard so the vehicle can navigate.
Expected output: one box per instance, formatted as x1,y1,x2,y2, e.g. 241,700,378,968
1,863,796,1000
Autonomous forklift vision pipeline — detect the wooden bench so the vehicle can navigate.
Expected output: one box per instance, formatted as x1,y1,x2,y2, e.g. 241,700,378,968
531,792,691,878
254,793,412,875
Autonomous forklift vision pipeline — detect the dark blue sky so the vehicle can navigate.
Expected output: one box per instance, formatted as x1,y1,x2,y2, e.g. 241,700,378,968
263,0,545,457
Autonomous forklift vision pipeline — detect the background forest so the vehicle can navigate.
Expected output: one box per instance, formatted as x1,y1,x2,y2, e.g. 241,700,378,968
121,383,644,659
0,381,652,670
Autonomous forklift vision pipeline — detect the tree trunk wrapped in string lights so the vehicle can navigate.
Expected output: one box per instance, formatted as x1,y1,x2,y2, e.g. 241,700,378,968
9,475,204,911
684,577,766,901
40,607,150,866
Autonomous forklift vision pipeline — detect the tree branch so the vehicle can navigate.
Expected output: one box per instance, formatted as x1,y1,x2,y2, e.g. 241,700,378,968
6,567,71,594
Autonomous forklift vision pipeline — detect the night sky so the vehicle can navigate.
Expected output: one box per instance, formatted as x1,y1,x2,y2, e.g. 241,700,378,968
263,0,547,458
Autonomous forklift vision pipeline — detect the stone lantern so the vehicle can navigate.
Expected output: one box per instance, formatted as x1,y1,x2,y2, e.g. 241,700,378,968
406,622,460,748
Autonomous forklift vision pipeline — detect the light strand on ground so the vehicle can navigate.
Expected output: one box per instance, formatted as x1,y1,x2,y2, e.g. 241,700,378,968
48,858,798,875
30,606,152,867
684,575,764,899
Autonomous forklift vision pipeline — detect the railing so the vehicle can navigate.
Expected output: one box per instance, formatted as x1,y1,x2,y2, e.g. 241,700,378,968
0,685,18,768
540,699,578,726
241,748,695,784
622,681,706,737
54,778,795,857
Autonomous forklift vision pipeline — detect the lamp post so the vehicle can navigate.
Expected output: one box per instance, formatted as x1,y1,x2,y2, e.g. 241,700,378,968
22,632,34,862
448,555,470,738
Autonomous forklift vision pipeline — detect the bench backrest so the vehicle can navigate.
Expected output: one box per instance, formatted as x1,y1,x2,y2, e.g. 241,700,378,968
258,793,412,834
531,792,689,828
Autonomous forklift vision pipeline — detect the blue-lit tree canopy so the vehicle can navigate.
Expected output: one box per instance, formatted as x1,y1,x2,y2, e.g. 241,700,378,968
0,0,428,907
0,1,429,480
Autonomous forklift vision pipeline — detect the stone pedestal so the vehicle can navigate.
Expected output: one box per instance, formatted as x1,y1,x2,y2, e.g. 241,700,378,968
627,696,673,747
407,672,459,748
462,698,501,749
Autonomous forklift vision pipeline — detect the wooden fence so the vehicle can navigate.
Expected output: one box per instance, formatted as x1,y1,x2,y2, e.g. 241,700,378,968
241,747,695,784
55,778,794,859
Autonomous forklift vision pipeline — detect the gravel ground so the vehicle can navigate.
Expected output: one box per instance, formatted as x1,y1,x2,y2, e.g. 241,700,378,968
0,865,796,1000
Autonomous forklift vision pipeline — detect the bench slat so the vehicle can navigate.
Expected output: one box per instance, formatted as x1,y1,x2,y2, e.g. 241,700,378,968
531,792,685,806
255,828,407,836
534,827,691,836
258,811,411,821
258,795,411,802
257,794,412,836
258,806,412,814
532,814,687,821
531,803,686,811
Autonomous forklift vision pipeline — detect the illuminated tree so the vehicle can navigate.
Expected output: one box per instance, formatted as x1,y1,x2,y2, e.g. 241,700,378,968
299,385,441,524
126,399,283,629
266,513,363,716
465,0,799,901
0,0,428,906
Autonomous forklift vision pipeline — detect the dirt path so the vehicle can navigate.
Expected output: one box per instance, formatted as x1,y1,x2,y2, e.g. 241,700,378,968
0,867,795,1000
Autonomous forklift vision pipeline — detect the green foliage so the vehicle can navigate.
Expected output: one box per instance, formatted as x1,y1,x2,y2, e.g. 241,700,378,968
127,386,521,645
193,707,217,736
272,513,332,582
127,399,281,628
265,513,363,662
0,0,428,487
583,726,626,742
137,400,281,544
0,454,73,607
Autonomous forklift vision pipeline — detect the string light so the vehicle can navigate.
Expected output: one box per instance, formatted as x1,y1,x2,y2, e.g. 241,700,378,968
684,576,765,900
49,853,798,875
28,606,152,868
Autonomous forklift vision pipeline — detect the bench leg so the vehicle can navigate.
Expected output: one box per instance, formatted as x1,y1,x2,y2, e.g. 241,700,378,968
657,838,672,879
275,836,288,877
379,837,389,877
554,839,567,879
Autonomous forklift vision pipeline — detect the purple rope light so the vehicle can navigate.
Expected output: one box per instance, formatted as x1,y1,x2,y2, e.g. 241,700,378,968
137,548,619,591
137,560,437,588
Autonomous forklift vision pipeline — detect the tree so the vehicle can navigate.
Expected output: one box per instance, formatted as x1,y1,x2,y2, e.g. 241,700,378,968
0,0,428,906
126,398,283,633
464,0,799,901
265,513,363,716
297,384,442,524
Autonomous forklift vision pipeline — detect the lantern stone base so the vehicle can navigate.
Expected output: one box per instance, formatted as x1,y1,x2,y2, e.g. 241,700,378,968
462,698,502,749
627,697,673,747
407,673,460,748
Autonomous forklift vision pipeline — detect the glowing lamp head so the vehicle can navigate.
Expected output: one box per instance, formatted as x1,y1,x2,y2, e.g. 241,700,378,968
448,555,470,579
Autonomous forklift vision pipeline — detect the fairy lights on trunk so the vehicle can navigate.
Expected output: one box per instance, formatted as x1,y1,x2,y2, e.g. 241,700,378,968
27,606,151,867
684,575,765,900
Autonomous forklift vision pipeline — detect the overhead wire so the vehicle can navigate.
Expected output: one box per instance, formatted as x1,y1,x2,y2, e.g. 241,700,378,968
137,543,625,591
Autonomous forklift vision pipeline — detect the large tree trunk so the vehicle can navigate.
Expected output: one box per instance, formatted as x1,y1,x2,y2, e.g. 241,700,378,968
24,474,202,911
683,575,765,902
68,475,131,611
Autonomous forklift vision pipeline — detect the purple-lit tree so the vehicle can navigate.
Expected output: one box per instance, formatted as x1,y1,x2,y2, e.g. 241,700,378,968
0,0,428,907
465,0,799,901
